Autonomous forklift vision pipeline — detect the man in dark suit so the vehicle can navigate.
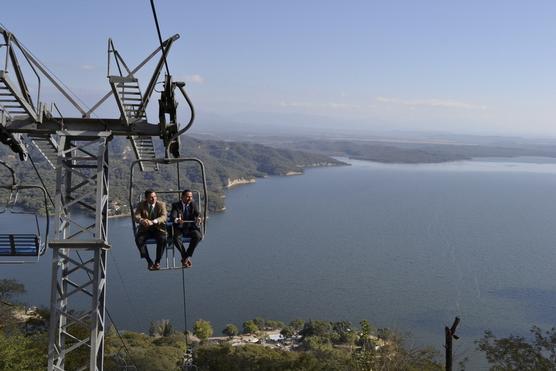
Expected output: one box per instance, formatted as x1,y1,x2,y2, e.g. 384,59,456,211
170,189,203,268
134,189,167,270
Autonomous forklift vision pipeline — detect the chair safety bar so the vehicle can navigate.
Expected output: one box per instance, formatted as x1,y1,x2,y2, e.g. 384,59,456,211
141,220,196,270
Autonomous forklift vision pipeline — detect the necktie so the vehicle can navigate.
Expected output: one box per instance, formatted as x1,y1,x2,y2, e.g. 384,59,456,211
149,205,154,219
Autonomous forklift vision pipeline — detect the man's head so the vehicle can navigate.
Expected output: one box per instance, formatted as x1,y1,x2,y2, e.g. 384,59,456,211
181,189,193,204
144,189,157,204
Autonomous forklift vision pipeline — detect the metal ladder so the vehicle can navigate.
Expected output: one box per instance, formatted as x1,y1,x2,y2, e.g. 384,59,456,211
110,75,158,171
28,133,58,169
0,76,37,120
129,135,158,171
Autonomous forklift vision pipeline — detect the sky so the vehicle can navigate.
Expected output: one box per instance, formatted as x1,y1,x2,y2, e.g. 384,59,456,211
3,0,556,137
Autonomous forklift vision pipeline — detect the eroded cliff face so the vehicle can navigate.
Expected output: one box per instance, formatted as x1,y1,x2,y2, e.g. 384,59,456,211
226,177,256,188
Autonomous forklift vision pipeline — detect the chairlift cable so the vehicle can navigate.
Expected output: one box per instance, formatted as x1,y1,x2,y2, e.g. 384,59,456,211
105,309,138,368
149,0,171,77
27,153,55,208
177,162,181,189
176,163,191,351
181,267,189,348
109,251,142,330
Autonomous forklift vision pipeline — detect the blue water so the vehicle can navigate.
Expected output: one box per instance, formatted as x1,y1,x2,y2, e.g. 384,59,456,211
3,157,556,368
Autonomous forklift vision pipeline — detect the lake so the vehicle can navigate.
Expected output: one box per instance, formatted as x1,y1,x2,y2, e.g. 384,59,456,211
3,157,556,368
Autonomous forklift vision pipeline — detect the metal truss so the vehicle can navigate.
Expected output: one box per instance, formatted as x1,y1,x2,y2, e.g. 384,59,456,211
48,133,111,371
1,24,195,370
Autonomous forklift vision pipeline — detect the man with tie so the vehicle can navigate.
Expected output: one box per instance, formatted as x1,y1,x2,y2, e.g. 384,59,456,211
170,189,203,268
134,189,167,270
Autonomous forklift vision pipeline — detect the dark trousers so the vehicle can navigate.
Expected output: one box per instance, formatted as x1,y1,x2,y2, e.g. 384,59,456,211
173,227,202,260
135,229,166,263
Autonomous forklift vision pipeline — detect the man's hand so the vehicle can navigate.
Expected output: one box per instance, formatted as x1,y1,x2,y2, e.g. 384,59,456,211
140,219,153,227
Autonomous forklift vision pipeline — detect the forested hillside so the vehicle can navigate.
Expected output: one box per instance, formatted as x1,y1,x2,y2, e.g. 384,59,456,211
279,139,556,163
0,136,345,215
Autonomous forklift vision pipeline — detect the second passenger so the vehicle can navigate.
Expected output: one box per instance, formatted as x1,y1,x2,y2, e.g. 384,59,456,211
171,189,202,268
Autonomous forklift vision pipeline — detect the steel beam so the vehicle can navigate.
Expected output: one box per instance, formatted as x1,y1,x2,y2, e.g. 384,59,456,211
48,133,111,371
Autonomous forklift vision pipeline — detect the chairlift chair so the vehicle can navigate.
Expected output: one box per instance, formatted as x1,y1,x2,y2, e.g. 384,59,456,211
129,158,208,271
0,161,50,263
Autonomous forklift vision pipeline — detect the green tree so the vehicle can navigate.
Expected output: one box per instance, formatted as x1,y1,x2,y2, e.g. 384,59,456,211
104,331,187,371
149,319,175,337
265,319,285,330
352,329,442,371
223,324,239,337
477,326,556,370
0,330,48,370
303,335,333,352
300,319,333,338
194,343,327,370
358,319,375,349
332,320,354,344
280,326,294,339
194,319,213,341
360,320,370,336
253,316,266,330
242,320,259,335
289,319,305,333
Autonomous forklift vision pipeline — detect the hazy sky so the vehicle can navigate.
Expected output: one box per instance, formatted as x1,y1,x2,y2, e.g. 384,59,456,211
3,1,556,136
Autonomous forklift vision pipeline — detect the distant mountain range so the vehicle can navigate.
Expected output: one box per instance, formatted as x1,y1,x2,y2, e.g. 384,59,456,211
276,139,556,163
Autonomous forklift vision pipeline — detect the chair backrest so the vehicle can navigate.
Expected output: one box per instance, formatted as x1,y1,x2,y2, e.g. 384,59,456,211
0,183,50,264
0,233,42,263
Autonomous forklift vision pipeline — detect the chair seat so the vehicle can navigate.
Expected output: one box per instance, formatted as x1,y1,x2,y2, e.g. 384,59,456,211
140,220,193,246
144,237,191,245
0,234,40,256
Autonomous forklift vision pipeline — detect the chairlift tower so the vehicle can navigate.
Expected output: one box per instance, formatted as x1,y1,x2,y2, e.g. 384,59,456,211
0,26,194,370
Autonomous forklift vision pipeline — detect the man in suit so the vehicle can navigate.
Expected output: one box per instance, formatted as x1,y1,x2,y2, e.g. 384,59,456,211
170,189,203,268
134,189,167,270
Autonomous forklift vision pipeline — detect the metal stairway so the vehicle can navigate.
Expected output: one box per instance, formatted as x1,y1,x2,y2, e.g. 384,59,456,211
0,75,37,121
129,135,158,171
0,82,26,116
27,134,58,169
109,76,146,123
109,75,158,171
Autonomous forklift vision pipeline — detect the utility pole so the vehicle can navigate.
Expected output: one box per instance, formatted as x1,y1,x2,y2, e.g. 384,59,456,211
445,316,460,371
